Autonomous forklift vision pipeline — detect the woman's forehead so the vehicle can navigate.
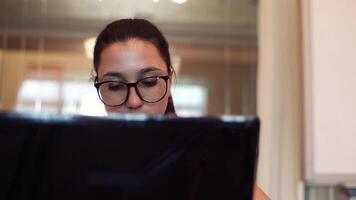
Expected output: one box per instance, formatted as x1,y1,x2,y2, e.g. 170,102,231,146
98,40,167,75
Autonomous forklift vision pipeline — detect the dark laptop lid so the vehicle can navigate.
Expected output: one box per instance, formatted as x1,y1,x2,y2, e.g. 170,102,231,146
0,112,259,200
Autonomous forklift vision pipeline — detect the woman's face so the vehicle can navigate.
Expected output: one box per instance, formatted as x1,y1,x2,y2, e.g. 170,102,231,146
97,39,171,115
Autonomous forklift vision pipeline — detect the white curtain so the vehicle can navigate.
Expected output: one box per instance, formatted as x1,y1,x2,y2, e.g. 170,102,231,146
256,0,304,199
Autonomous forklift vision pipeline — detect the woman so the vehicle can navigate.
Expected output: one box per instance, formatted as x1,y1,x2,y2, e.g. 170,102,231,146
93,18,175,116
93,18,269,200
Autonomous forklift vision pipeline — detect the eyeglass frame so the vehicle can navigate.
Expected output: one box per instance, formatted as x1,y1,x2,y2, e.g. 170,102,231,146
94,75,170,107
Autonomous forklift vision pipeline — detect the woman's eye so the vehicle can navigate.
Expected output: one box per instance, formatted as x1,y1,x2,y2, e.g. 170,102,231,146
141,78,158,87
108,83,125,91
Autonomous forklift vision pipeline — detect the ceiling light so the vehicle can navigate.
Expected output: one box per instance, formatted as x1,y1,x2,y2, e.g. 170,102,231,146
153,0,159,2
84,37,96,59
172,0,187,4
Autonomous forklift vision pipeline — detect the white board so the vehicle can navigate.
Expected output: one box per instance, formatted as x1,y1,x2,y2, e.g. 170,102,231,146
303,0,356,184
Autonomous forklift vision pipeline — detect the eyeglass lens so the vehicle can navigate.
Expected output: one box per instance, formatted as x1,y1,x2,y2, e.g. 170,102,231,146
98,77,167,106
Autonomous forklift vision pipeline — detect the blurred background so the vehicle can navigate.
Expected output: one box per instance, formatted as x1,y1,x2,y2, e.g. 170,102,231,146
0,0,257,117
1,0,356,200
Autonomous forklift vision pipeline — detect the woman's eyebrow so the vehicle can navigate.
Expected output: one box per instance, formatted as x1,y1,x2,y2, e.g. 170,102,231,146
139,67,162,74
103,72,125,80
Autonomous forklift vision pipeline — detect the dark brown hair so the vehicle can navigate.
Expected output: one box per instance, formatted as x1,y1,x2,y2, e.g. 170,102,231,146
93,18,176,115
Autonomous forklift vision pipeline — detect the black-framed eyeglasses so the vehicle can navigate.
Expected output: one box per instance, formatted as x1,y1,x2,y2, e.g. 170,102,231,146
94,76,169,107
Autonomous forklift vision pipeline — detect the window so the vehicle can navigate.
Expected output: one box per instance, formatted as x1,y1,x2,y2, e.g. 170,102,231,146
17,79,106,116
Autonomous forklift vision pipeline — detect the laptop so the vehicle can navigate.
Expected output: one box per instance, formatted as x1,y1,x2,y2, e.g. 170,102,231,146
0,112,259,200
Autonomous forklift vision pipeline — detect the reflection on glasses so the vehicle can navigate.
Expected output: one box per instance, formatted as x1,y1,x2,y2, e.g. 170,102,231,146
94,76,169,107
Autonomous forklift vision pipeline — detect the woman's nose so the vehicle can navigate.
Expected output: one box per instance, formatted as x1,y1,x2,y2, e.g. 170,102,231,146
125,87,144,109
